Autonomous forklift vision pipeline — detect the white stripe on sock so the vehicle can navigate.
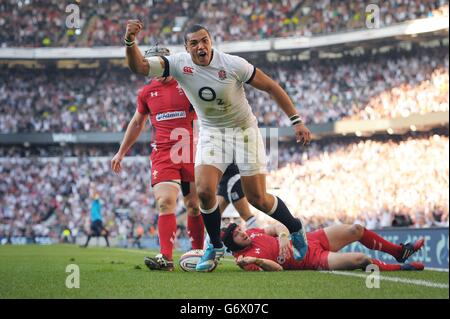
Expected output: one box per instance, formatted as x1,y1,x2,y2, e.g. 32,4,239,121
267,195,278,215
245,216,258,229
200,201,219,214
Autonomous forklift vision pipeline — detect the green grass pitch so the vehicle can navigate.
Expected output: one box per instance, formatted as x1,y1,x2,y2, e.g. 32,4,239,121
0,245,448,299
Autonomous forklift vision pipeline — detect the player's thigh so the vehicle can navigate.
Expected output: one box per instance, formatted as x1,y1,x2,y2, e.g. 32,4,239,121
194,164,223,196
323,224,362,252
195,127,231,173
240,174,268,203
327,252,369,271
153,182,180,212
235,124,268,177
151,148,183,178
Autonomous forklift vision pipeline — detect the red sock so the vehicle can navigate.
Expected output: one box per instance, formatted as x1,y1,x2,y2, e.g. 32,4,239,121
359,228,402,258
158,214,177,261
187,214,205,250
371,259,401,271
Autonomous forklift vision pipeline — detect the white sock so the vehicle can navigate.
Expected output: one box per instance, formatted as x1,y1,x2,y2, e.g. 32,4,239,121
245,216,258,229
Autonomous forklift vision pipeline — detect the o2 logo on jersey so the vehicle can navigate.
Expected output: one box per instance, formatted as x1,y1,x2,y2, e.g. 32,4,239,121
199,87,216,102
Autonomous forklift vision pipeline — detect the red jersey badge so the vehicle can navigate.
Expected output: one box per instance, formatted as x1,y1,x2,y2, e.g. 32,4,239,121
183,66,194,75
218,69,227,80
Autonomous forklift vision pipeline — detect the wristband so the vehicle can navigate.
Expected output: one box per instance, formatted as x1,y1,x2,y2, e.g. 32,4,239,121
124,37,135,47
289,114,303,126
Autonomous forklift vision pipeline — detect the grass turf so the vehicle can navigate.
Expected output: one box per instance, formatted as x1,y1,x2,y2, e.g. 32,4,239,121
0,245,448,299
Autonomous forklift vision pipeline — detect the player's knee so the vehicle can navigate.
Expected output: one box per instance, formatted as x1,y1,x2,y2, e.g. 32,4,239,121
156,196,176,213
196,186,215,207
186,201,200,216
350,224,364,238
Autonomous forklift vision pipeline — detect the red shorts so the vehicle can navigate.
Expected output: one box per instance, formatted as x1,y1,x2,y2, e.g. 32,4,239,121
150,150,195,187
288,229,330,270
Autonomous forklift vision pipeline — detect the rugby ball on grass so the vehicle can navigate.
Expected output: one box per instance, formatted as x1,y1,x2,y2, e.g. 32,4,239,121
179,249,218,272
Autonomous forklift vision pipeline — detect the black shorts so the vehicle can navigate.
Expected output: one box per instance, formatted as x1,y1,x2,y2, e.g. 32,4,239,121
217,164,245,203
91,220,104,236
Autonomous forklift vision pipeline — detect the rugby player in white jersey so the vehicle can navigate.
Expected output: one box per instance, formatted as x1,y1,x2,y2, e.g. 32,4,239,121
124,21,312,272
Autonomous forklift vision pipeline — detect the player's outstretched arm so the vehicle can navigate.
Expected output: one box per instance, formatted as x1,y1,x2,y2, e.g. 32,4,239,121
125,20,167,77
249,68,312,145
124,20,150,75
111,111,147,173
236,256,283,271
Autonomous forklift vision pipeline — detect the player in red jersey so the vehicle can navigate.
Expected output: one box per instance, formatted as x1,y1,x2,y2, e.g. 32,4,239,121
111,45,204,271
221,223,425,272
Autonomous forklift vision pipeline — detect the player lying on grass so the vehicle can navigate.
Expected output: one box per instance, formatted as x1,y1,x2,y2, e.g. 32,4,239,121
220,223,425,271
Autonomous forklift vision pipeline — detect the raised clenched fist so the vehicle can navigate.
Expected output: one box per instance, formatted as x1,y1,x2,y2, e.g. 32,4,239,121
125,20,144,41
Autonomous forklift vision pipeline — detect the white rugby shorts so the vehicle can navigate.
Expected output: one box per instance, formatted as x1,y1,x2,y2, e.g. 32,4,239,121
195,123,268,176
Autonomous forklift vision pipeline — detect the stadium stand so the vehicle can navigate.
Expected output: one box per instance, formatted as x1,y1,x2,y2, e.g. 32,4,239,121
1,131,448,243
0,1,448,249
0,0,447,47
0,45,448,132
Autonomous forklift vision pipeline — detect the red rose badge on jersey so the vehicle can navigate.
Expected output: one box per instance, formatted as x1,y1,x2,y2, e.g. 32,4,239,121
218,69,227,80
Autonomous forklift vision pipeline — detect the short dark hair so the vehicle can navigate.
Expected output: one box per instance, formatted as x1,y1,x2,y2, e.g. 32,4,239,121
184,24,211,43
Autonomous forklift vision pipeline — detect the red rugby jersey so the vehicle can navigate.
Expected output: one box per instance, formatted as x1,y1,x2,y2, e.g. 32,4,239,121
232,228,281,271
137,78,196,152
232,228,308,271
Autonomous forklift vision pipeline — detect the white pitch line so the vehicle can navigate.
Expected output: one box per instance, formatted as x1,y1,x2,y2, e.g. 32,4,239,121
323,270,449,289
425,267,449,272
115,249,449,281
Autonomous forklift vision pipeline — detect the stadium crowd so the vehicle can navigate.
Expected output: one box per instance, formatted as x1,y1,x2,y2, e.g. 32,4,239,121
269,133,449,230
1,133,448,242
0,156,159,242
0,47,448,132
250,47,449,126
0,0,448,47
0,66,145,133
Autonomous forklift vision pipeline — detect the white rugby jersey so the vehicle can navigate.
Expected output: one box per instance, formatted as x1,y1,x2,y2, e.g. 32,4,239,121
147,50,257,129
